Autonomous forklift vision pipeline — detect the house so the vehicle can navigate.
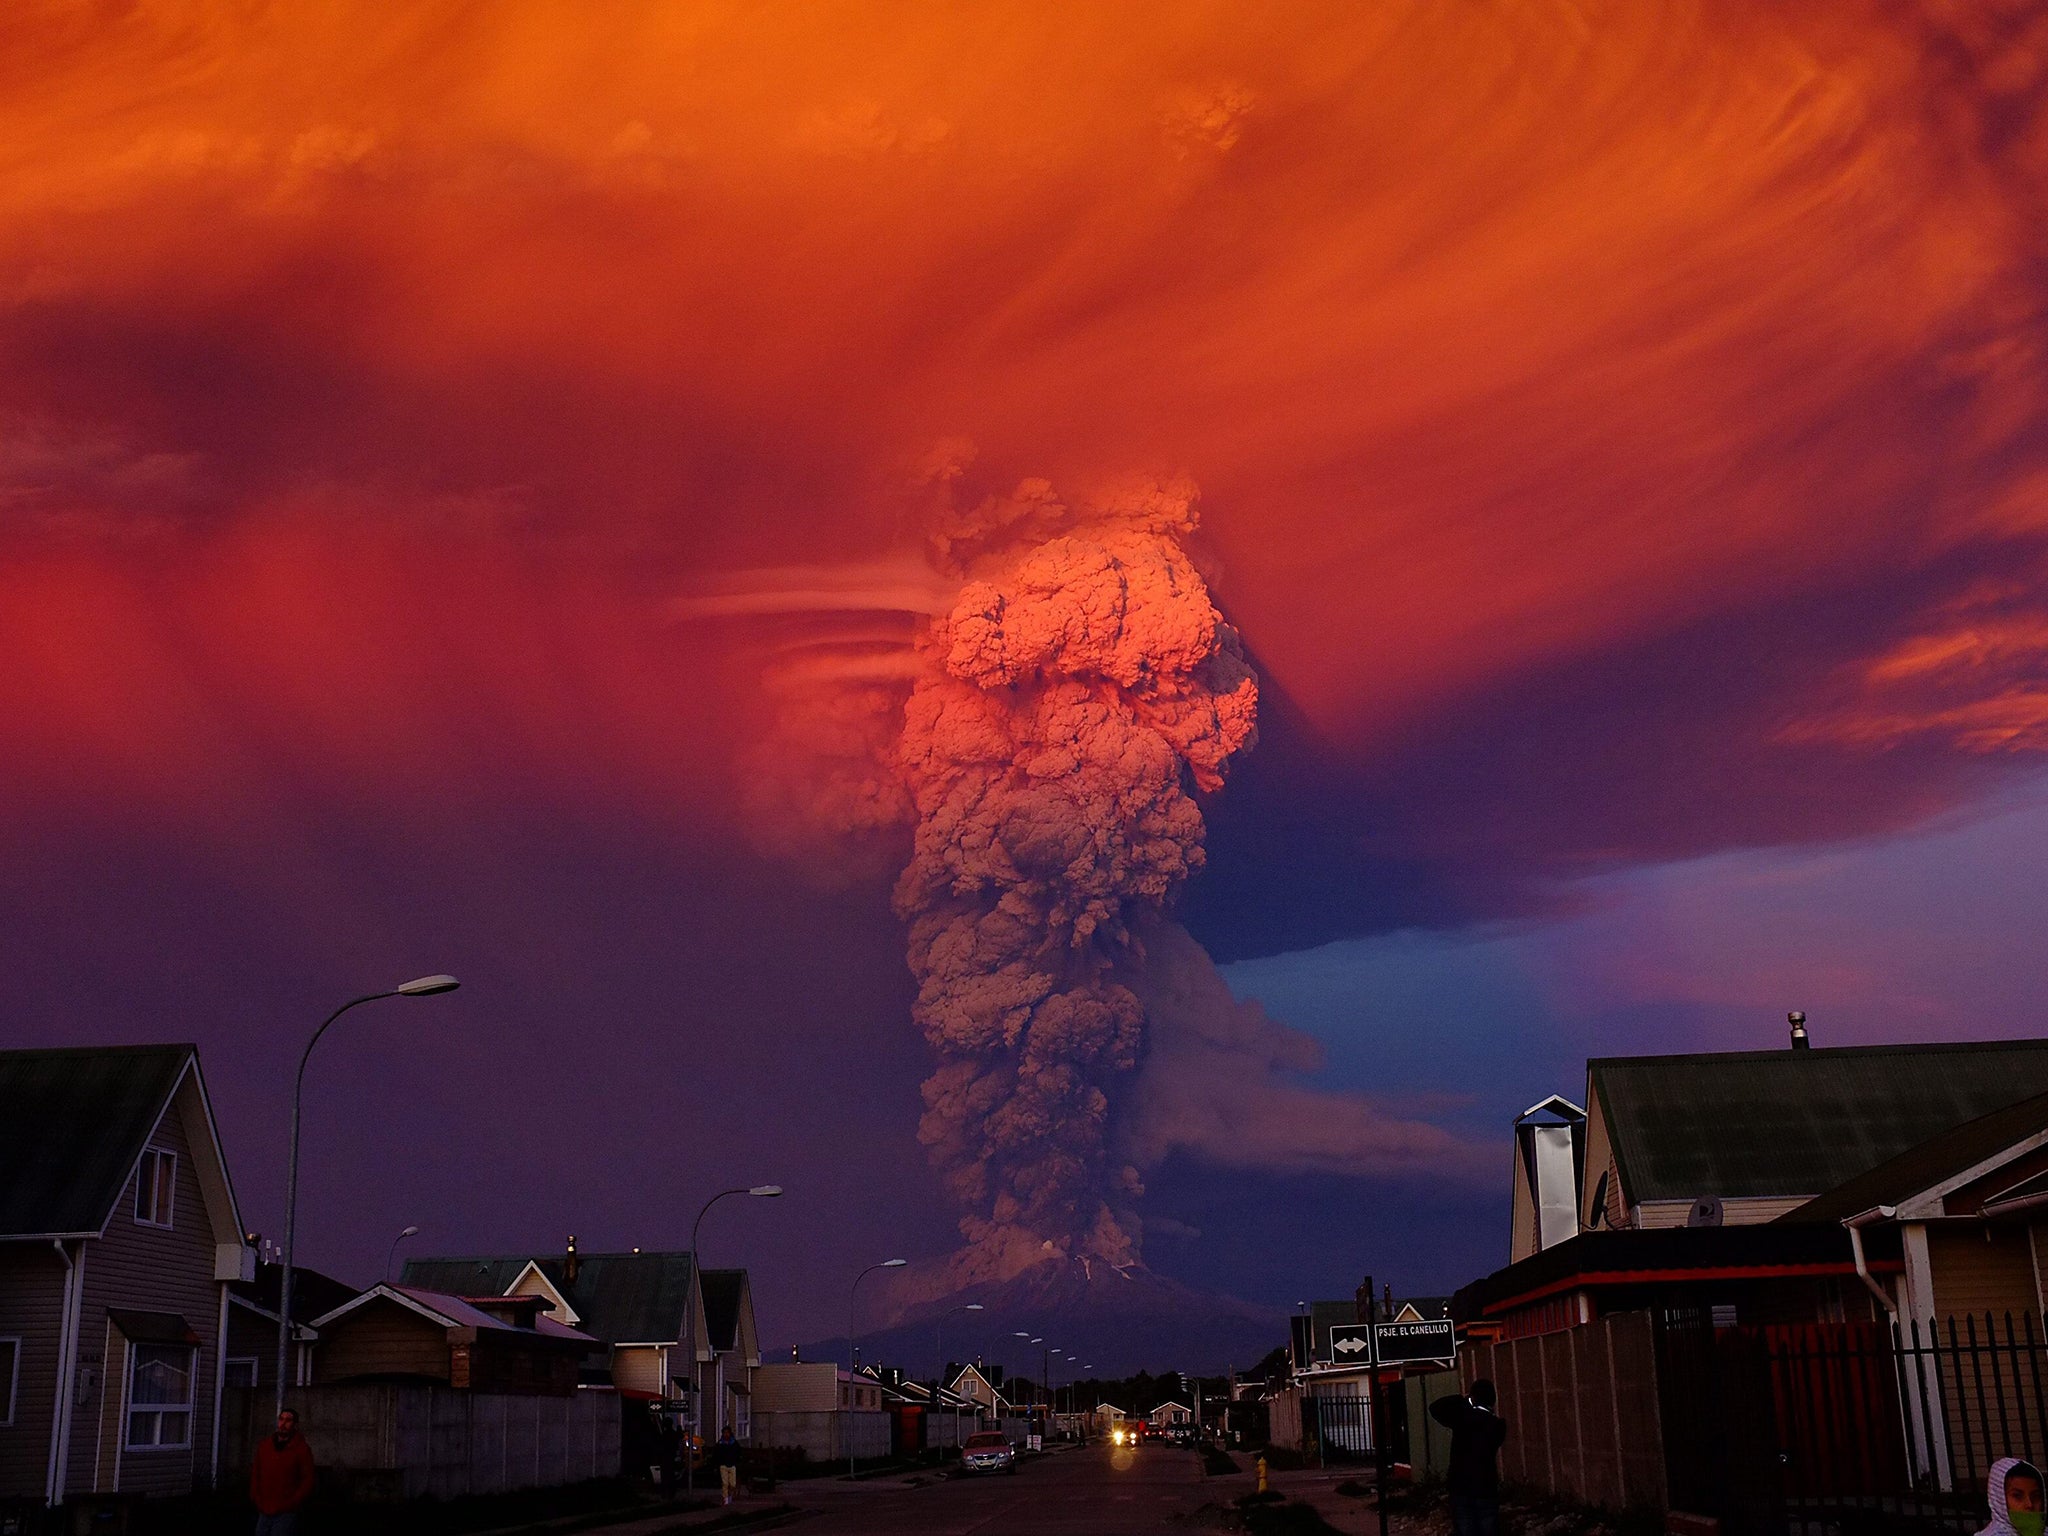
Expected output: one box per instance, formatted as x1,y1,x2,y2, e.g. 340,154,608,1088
945,1363,1010,1418
222,1261,359,1402
402,1243,761,1437
0,1044,252,1507
1514,1032,2048,1260
751,1362,883,1412
305,1285,595,1394
1148,1401,1193,1427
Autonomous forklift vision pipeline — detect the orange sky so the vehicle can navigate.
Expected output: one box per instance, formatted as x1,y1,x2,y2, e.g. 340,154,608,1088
3,0,2045,861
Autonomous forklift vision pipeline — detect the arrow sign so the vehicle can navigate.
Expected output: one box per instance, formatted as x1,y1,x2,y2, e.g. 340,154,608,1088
1327,1323,1374,1361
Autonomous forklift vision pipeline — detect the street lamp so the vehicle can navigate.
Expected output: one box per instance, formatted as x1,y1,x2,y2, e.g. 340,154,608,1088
685,1186,781,1486
385,1224,420,1282
936,1302,983,1385
276,975,458,1414
848,1259,907,1477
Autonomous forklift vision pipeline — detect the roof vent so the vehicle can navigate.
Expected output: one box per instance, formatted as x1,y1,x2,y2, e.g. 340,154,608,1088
1789,1010,1810,1051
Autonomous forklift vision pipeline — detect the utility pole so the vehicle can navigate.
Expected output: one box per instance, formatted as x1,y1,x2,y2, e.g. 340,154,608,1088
1366,1279,1391,1536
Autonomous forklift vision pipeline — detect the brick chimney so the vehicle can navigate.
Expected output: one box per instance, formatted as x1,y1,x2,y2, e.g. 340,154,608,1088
565,1234,580,1286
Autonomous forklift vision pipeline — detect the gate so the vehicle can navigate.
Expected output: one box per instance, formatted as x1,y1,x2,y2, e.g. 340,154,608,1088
1302,1392,1375,1461
1654,1309,2048,1534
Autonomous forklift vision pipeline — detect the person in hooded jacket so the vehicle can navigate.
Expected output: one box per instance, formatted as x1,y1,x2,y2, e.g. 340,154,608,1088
1430,1379,1508,1536
1985,1457,2046,1536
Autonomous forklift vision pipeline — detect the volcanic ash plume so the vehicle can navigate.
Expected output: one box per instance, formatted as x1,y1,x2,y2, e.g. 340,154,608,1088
893,475,1257,1271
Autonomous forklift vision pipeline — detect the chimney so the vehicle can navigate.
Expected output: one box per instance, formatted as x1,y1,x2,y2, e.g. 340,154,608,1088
565,1234,580,1285
1789,1011,1810,1051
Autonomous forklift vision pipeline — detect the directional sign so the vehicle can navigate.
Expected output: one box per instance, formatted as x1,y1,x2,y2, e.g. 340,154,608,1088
1327,1323,1374,1362
1373,1319,1455,1366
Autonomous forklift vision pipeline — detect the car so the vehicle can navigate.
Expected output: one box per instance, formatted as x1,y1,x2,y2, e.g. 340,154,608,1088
960,1430,1017,1475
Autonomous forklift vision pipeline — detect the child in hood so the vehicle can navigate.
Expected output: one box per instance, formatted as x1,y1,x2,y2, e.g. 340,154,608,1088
1985,1457,2046,1536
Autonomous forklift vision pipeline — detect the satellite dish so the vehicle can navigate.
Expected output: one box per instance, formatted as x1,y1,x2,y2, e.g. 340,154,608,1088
1587,1171,1610,1229
1686,1196,1725,1228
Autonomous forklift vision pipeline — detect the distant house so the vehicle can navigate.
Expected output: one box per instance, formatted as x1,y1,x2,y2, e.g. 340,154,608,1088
305,1286,595,1395
402,1243,760,1437
0,1044,252,1507
945,1363,1010,1417
753,1362,883,1412
223,1261,359,1402
1514,1037,2048,1260
1148,1401,1193,1427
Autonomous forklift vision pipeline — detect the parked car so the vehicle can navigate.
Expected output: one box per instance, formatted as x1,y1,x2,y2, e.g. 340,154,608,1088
961,1430,1017,1475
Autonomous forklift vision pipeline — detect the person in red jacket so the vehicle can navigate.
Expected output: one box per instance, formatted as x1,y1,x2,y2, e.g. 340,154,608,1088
249,1407,316,1534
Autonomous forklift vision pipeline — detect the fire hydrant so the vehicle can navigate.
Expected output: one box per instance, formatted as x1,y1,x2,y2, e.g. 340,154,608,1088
1256,1454,1268,1495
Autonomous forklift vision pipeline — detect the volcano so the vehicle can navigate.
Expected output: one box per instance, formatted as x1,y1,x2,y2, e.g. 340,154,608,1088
780,1255,1285,1381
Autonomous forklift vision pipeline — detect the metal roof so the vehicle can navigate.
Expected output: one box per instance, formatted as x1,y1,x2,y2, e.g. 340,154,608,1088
0,1044,193,1237
1780,1088,2048,1225
1591,1040,2048,1204
402,1251,698,1345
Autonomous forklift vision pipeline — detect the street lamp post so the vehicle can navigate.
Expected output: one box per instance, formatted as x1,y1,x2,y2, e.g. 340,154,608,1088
276,975,459,1415
848,1258,907,1477
384,1224,420,1282
684,1185,781,1491
936,1302,983,1386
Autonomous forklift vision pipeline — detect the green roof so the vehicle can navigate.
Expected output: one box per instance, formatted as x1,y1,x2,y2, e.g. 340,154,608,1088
402,1251,697,1346
1781,1089,2048,1225
1593,1040,2048,1205
0,1045,194,1238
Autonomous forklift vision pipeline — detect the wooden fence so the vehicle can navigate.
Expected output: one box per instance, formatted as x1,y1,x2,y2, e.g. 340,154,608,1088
1460,1311,1668,1511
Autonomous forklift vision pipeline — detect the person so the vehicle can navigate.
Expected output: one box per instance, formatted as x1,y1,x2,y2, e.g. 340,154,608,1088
1984,1458,2046,1536
249,1406,316,1535
1430,1378,1507,1536
712,1427,743,1506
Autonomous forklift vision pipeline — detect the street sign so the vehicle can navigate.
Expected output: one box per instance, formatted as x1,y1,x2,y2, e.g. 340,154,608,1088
1327,1323,1374,1362
1373,1319,1455,1365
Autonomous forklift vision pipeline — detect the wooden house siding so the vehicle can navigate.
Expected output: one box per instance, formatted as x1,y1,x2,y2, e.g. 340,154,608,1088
0,1245,70,1500
1927,1224,2037,1326
612,1345,664,1398
66,1082,224,1498
315,1305,451,1384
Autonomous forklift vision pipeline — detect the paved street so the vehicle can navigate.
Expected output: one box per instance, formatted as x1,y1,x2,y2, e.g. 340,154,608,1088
790,1444,1223,1534
762,1444,1235,1535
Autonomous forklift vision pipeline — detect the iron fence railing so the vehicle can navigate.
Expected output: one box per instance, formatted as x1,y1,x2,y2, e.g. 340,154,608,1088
1655,1309,2048,1535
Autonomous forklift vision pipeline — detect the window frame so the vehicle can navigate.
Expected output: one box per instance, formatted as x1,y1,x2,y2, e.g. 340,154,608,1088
124,1342,195,1452
133,1148,177,1229
0,1336,19,1426
224,1357,259,1390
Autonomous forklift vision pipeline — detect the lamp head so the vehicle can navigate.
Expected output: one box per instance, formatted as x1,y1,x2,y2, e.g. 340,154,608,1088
749,1185,784,1197
882,1258,908,1268
396,974,460,996
964,1303,984,1311
399,1225,419,1238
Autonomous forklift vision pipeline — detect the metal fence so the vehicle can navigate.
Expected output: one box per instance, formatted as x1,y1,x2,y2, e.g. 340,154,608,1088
1654,1309,2048,1535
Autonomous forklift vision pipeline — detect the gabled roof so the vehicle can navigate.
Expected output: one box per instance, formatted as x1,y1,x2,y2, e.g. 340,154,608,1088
308,1283,595,1343
403,1251,696,1346
1781,1089,2048,1226
229,1262,360,1327
1590,1040,2048,1205
0,1044,222,1239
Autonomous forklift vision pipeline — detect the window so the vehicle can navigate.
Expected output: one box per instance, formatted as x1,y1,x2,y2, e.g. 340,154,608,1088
224,1358,258,1390
133,1149,176,1228
0,1338,18,1426
126,1344,194,1450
